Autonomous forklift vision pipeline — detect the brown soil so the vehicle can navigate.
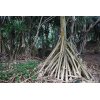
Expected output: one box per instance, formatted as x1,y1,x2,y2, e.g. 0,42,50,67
82,53,100,82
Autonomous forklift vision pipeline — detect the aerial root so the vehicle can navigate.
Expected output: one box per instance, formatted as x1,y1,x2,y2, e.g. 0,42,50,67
37,37,92,83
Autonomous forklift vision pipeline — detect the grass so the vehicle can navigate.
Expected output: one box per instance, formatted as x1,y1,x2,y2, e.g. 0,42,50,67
0,60,40,82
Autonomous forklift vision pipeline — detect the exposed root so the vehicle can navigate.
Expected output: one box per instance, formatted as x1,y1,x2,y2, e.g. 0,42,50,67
36,37,92,82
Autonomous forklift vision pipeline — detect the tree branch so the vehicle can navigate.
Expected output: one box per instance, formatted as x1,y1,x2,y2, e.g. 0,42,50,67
86,18,100,33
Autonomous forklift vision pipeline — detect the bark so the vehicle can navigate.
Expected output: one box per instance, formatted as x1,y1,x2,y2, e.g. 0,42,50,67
0,33,2,53
60,16,66,39
70,16,75,35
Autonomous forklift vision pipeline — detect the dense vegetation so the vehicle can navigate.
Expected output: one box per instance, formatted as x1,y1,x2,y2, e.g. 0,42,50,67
0,16,100,82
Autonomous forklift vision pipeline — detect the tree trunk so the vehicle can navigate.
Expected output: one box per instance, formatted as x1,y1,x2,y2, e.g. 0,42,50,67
0,33,2,53
71,16,75,35
60,16,66,39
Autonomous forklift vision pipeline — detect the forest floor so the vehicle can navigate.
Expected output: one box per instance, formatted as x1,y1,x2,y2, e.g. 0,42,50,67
82,53,100,82
0,52,100,83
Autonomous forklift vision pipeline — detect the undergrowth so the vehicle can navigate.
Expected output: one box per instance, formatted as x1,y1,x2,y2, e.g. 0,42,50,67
0,60,40,82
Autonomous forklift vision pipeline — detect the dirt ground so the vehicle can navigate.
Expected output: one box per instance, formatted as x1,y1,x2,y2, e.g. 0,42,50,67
82,53,100,82
1,50,100,82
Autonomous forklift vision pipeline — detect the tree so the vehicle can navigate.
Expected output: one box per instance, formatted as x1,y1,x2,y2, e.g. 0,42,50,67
37,16,92,82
